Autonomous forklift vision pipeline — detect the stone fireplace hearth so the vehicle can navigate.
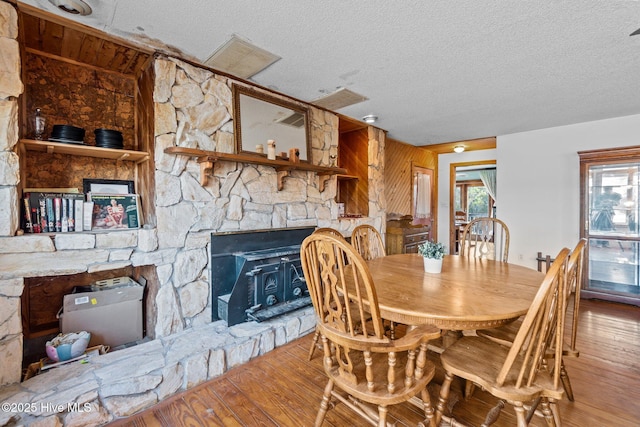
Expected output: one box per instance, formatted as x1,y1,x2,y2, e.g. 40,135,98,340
0,300,315,427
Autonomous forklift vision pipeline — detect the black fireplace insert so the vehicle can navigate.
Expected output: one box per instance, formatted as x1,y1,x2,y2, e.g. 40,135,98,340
211,227,315,326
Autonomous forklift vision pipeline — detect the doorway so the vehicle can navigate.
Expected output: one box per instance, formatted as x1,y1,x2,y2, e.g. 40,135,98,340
449,161,496,254
579,147,640,306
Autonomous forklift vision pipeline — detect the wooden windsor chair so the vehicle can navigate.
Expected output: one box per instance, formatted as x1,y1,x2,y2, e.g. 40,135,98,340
460,217,510,262
351,224,386,261
300,232,441,427
476,238,587,402
435,247,570,427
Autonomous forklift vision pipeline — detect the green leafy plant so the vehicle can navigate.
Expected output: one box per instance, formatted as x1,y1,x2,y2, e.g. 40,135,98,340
418,241,446,259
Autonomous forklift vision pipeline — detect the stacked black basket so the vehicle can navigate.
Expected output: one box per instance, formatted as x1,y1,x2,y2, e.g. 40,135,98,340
49,125,85,144
94,128,123,149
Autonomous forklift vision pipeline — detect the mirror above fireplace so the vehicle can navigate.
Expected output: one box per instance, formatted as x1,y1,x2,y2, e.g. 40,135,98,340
233,84,311,161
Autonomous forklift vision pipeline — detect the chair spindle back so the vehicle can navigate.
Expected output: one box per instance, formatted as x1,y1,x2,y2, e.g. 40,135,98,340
497,247,570,390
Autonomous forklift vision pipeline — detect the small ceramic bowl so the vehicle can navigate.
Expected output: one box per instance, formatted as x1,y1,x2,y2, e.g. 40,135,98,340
45,331,91,362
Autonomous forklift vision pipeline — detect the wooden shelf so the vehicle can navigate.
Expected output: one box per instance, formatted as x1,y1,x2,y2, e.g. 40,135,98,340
336,174,359,180
21,139,149,163
164,146,347,190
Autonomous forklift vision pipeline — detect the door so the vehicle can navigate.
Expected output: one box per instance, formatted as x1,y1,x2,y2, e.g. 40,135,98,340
579,147,640,306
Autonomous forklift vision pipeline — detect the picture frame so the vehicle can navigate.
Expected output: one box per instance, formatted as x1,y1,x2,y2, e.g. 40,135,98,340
90,194,141,230
83,179,135,195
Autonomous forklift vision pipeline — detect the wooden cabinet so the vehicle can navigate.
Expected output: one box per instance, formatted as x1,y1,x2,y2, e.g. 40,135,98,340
386,220,431,255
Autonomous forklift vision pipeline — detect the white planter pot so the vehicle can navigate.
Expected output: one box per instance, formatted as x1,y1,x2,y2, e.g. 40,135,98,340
423,257,443,274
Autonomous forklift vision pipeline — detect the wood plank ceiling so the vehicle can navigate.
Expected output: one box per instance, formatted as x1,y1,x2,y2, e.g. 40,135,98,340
17,4,153,77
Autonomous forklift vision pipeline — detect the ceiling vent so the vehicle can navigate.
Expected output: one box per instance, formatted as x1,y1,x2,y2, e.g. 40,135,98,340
312,88,369,110
204,35,281,79
276,112,305,128
48,0,92,15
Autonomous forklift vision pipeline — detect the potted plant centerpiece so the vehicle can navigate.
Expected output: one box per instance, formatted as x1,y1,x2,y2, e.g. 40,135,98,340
418,240,446,273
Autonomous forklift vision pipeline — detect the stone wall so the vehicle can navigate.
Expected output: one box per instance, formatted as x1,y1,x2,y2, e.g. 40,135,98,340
0,0,24,388
0,3,386,425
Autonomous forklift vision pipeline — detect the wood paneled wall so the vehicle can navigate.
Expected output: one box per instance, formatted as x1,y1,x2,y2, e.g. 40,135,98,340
338,128,369,216
384,138,437,217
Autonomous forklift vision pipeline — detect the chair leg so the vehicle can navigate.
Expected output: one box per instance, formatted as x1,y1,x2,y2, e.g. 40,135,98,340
525,397,541,424
512,401,528,427
560,362,575,401
377,405,388,427
539,398,557,427
481,399,504,427
308,327,320,361
464,380,476,401
420,387,437,427
435,371,454,426
549,399,561,427
314,380,334,427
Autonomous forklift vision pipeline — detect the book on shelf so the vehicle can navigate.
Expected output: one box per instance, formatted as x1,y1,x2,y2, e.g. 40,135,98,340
74,198,84,232
22,191,85,234
83,202,94,232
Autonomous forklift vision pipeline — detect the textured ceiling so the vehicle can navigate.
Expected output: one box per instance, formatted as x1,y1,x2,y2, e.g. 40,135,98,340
19,0,640,146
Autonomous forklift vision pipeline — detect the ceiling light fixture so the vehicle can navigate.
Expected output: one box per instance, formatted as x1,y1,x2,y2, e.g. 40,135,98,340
453,146,465,153
362,115,378,124
48,0,92,15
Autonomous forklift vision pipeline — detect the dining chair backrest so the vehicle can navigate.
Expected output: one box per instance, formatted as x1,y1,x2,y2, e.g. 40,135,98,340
460,217,510,262
306,227,349,361
300,232,440,426
301,232,386,340
566,238,587,355
351,224,386,261
497,247,570,389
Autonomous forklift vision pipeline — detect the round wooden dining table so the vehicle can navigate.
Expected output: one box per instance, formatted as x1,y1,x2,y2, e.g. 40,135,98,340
365,254,544,331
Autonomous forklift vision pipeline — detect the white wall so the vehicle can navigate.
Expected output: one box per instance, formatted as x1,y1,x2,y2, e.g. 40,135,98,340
437,149,497,247
498,114,640,268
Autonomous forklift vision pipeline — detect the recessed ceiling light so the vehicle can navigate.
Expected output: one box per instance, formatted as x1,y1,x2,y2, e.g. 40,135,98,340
362,115,378,124
204,35,281,79
48,0,92,15
453,146,465,153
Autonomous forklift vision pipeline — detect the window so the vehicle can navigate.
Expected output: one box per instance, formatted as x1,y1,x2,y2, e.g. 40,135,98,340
455,182,493,220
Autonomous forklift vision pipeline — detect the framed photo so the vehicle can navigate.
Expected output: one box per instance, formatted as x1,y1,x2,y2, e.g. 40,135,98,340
83,179,134,195
90,194,141,230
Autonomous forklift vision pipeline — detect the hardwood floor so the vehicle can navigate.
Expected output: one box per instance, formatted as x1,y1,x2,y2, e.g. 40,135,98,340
107,299,640,426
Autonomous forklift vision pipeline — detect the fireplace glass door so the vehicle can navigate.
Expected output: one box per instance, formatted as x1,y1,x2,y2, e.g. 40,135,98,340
580,148,640,306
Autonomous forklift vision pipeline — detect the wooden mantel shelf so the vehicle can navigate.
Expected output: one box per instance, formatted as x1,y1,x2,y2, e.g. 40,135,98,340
164,146,347,190
21,139,149,163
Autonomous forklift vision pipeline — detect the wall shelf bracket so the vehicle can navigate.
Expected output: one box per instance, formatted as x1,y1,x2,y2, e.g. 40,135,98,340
198,158,215,186
275,167,292,191
318,174,333,192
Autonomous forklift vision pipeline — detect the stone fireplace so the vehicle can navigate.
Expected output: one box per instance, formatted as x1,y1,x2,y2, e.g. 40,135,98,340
0,5,385,425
